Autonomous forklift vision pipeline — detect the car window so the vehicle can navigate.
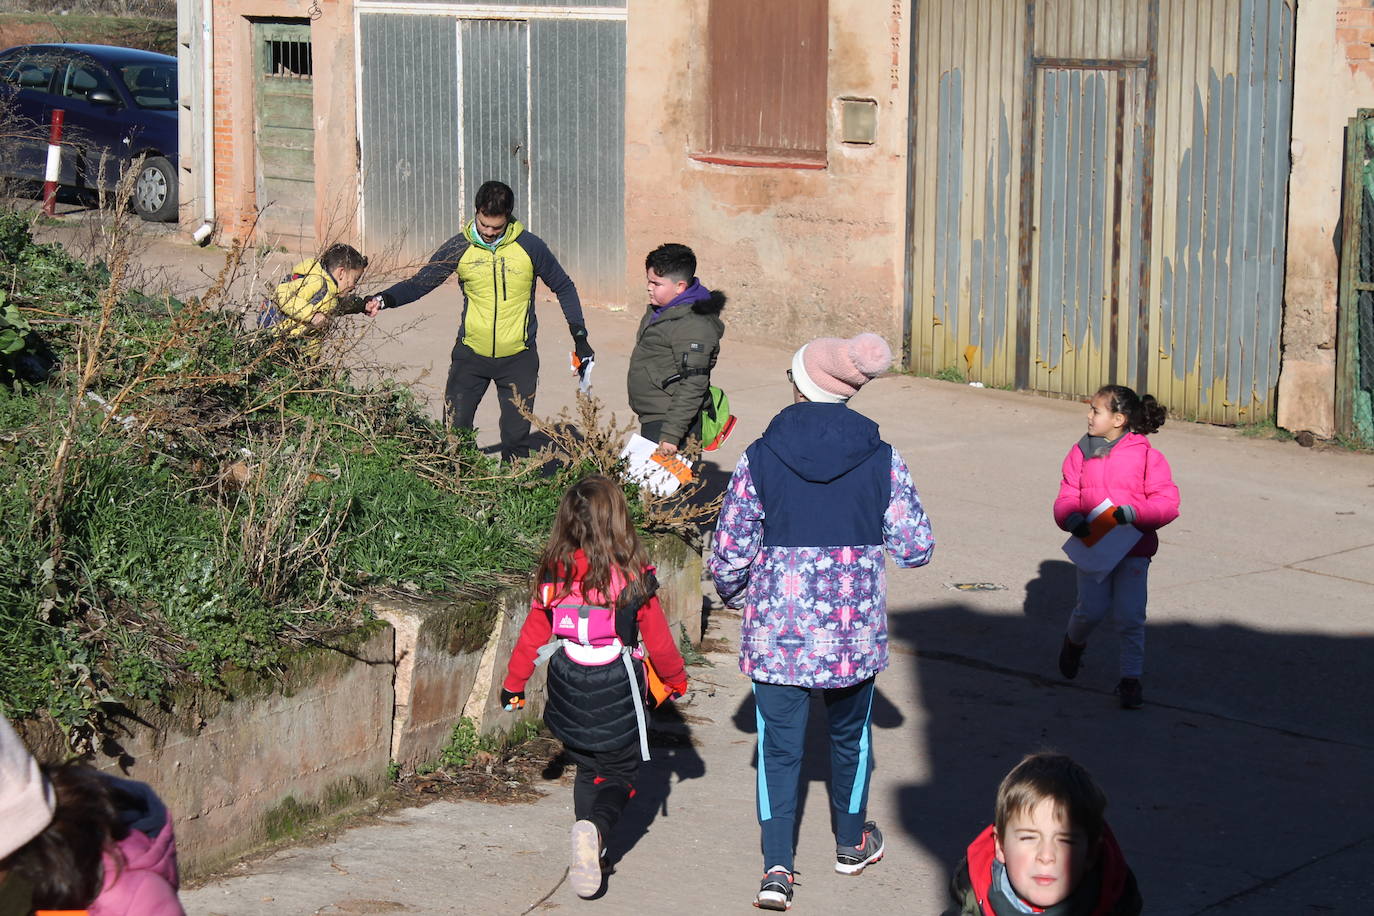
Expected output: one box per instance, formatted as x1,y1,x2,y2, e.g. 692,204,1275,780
60,60,119,104
118,63,177,111
0,51,59,93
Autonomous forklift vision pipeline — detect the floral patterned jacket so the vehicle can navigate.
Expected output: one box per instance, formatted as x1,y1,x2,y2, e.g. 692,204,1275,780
709,404,934,688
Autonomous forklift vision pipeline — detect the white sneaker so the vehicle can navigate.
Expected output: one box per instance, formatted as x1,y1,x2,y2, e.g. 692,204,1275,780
569,819,602,898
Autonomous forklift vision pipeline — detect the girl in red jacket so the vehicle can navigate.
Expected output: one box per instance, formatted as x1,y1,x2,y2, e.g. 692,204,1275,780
1053,385,1180,709
500,475,688,899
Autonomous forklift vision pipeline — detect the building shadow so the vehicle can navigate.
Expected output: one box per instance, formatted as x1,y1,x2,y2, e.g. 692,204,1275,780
601,702,707,883
884,568,1374,914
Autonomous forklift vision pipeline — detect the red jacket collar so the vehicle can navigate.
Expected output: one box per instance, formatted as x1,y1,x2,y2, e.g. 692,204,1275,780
964,823,1132,916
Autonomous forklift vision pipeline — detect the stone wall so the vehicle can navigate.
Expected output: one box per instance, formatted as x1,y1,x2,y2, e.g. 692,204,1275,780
1279,0,1374,436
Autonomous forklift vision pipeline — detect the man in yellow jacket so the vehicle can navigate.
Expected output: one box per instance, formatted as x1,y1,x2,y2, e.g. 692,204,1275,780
364,181,593,460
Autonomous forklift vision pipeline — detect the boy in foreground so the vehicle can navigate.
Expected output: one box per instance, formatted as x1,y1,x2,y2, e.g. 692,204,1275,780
944,752,1141,916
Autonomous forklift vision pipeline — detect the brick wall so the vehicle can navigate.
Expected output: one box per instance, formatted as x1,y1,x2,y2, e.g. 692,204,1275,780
1337,2,1374,69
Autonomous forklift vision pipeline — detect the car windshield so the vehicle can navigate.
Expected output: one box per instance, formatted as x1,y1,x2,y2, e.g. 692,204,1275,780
116,62,176,110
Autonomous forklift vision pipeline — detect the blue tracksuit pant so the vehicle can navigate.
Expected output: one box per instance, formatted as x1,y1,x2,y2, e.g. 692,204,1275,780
752,677,877,872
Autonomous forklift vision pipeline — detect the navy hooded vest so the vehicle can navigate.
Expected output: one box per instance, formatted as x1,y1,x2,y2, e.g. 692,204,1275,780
745,402,891,547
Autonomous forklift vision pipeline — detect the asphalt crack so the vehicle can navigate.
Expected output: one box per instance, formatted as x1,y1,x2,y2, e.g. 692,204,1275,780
1185,833,1374,914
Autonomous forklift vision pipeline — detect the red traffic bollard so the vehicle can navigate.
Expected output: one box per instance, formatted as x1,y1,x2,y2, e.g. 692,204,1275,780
41,109,65,217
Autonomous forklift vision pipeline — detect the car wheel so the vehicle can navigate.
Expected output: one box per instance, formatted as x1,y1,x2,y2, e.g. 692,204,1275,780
132,155,177,222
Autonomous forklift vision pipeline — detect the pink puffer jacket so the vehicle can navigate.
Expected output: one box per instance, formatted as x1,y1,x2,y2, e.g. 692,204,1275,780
1053,432,1180,557
88,778,183,916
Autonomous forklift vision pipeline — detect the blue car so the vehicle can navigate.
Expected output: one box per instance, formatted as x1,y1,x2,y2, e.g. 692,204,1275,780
0,43,178,221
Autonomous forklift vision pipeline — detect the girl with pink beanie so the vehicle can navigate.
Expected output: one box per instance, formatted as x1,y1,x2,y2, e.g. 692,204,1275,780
710,333,935,910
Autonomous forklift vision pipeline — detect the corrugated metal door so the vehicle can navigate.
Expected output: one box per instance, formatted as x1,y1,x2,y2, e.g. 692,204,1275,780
1027,66,1148,397
359,8,625,301
459,19,530,216
359,14,461,261
528,19,625,304
908,0,1295,423
252,21,315,243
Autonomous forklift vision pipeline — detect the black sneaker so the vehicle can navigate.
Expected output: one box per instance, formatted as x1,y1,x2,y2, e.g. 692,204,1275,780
1058,636,1086,679
1116,678,1144,709
755,866,795,910
835,821,885,875
569,819,602,898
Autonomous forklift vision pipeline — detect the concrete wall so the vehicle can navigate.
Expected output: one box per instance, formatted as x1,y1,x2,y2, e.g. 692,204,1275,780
205,0,360,248
1278,0,1373,437
16,626,401,878
623,0,912,348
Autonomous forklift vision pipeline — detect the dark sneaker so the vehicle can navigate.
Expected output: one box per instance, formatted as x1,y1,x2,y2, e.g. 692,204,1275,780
569,819,602,898
1116,678,1144,709
755,866,795,911
835,821,885,875
1058,636,1086,679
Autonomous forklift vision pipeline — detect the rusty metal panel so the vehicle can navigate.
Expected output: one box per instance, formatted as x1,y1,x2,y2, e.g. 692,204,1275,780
528,18,624,304
1036,0,1149,60
907,0,1293,423
359,13,461,262
909,0,1025,387
1151,0,1292,423
707,0,827,159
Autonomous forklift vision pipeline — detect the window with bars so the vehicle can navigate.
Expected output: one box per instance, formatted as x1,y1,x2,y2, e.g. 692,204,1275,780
705,0,828,163
265,38,312,80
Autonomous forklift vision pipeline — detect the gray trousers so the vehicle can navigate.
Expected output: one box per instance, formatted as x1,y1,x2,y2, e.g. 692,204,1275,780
1067,556,1151,678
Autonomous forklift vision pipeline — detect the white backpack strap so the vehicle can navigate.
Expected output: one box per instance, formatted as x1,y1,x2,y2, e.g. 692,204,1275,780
622,648,650,762
535,640,565,667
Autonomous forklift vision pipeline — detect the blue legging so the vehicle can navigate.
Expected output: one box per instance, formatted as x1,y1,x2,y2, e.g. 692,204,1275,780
752,678,877,872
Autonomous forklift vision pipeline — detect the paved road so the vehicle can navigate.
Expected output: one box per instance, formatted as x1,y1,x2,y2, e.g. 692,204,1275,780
30,216,1373,914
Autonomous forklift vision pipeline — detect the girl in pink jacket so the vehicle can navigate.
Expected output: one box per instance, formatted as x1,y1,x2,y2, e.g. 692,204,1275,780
1053,385,1180,709
3,762,184,916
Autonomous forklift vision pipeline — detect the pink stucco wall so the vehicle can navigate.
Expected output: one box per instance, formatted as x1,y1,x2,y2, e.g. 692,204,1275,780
623,0,913,352
1278,0,1374,436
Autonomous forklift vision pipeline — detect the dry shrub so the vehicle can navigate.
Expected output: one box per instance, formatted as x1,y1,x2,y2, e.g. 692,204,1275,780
519,392,722,539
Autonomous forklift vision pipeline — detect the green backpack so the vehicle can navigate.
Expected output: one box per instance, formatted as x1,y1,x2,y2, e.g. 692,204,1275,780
701,385,736,451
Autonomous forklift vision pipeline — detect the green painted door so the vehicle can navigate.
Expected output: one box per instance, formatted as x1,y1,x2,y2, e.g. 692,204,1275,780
253,20,315,243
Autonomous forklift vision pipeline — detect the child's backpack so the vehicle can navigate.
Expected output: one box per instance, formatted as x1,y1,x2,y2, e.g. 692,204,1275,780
700,384,736,451
257,270,330,330
537,570,665,760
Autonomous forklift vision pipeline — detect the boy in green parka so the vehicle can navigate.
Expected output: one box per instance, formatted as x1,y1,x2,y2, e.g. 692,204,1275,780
626,243,726,457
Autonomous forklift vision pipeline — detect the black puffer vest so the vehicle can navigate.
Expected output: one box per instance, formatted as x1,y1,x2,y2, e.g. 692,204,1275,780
540,574,658,755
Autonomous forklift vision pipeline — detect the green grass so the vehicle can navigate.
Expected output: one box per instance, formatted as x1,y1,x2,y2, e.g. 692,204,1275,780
1236,419,1294,441
931,366,967,383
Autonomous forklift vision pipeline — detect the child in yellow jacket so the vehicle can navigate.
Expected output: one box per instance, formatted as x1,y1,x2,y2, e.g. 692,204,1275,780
262,244,368,358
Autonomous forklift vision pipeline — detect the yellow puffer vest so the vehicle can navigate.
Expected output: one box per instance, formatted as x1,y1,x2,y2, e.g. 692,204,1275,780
458,219,536,358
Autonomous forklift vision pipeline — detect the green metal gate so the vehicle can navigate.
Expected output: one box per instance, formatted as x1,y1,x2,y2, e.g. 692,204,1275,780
252,20,315,243
1337,110,1374,446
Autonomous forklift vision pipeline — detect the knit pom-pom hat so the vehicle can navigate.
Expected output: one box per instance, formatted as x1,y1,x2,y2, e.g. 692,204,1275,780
790,333,894,403
0,713,54,859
